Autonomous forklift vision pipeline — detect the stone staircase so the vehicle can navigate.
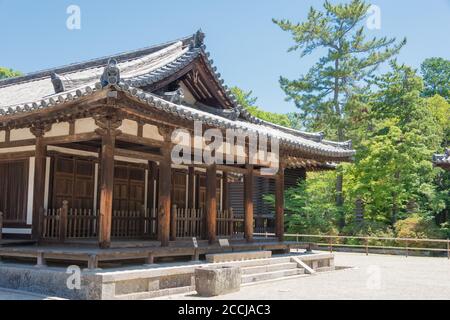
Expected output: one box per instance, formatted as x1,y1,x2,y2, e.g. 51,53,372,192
106,253,333,299
215,256,306,285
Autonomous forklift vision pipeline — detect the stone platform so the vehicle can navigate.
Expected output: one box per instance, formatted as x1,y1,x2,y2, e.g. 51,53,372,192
0,252,334,300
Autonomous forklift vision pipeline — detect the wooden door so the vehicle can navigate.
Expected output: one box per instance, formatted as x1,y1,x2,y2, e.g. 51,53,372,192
172,170,187,209
52,157,95,209
113,164,145,211
0,159,28,225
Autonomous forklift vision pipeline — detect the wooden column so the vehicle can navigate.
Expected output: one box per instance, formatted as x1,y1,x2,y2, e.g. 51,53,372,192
222,171,229,211
95,113,122,249
158,127,172,247
30,124,50,241
206,164,217,244
187,166,195,209
275,167,285,242
244,165,254,242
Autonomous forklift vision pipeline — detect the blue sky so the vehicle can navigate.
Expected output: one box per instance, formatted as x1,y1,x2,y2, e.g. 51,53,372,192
0,0,449,113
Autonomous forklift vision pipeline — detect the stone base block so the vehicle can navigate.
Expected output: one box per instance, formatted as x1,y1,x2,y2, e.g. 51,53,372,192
195,266,241,297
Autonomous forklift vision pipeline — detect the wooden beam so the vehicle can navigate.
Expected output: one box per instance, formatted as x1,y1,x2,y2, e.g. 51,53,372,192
244,165,254,242
205,164,217,244
115,148,164,162
43,132,100,145
275,167,285,242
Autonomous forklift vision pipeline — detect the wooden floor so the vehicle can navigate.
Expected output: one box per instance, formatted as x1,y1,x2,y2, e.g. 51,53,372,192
0,238,313,269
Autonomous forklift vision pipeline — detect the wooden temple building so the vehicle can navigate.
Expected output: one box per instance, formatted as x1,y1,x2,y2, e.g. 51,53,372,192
0,31,354,252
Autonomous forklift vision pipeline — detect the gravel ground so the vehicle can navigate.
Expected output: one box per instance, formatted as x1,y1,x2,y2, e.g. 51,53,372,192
157,251,450,300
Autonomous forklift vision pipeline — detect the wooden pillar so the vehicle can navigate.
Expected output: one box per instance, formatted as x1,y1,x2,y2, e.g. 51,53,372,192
158,127,173,247
275,167,285,242
244,165,254,242
95,113,122,249
30,124,50,241
187,166,195,209
158,149,172,246
170,205,177,241
222,171,229,211
148,161,157,210
206,164,217,244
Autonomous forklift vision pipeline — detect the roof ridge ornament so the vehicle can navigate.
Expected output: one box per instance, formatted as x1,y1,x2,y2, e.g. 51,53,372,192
190,29,205,49
100,58,120,87
51,72,65,94
163,87,185,105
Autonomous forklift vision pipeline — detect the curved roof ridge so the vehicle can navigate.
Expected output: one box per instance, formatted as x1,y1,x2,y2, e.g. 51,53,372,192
0,34,195,88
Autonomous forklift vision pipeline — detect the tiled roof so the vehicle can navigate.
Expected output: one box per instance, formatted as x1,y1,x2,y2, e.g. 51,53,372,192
0,31,355,159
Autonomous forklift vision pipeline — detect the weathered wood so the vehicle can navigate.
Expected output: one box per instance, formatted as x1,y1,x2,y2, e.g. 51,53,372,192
170,205,177,241
96,113,122,249
275,167,285,242
158,140,172,247
244,165,254,242
59,201,69,242
205,164,217,244
0,211,3,240
222,172,229,211
188,167,195,209
31,124,50,241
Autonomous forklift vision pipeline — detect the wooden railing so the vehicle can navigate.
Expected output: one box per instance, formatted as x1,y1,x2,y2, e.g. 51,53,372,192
254,232,450,258
174,207,204,238
112,208,157,238
42,202,157,241
42,207,62,240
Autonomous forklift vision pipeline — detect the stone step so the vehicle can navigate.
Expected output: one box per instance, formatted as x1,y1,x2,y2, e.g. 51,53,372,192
115,285,195,300
214,256,292,269
242,268,305,284
242,262,299,275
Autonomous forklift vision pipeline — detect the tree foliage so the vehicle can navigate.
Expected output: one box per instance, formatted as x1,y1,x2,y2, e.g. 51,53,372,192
231,86,292,127
0,67,22,80
421,57,450,101
273,0,406,140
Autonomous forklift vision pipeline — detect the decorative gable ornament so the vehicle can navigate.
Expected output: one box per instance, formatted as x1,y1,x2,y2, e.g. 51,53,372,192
51,72,65,94
101,58,120,87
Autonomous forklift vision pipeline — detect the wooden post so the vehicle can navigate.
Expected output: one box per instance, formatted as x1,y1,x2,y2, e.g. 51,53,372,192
206,164,217,244
188,167,195,209
158,132,172,247
365,237,369,256
229,208,234,236
447,239,449,260
30,124,50,241
59,200,69,242
244,165,254,242
95,113,122,249
170,205,177,241
222,172,229,211
275,167,285,242
0,211,3,240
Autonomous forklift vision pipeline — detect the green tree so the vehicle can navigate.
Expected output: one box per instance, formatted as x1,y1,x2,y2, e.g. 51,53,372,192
0,67,22,80
421,57,450,100
273,0,405,228
264,171,339,235
344,63,445,228
231,87,292,127
273,0,406,140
